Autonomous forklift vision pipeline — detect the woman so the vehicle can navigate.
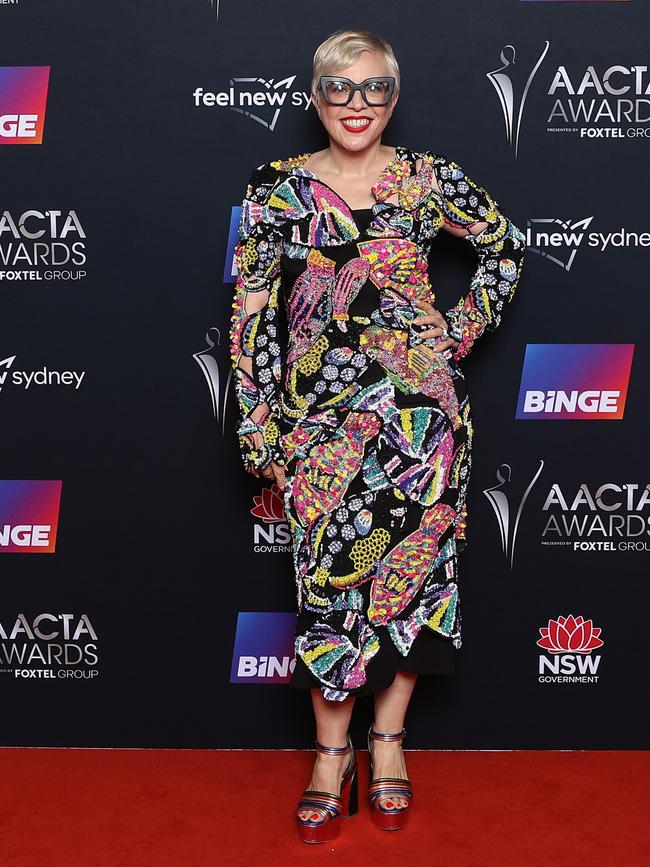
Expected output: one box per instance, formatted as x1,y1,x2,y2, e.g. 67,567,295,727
229,29,526,843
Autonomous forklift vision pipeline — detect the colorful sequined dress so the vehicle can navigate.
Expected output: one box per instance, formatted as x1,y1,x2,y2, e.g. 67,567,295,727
229,145,526,702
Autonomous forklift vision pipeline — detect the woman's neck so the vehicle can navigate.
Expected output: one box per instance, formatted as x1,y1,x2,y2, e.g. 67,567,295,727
310,140,396,180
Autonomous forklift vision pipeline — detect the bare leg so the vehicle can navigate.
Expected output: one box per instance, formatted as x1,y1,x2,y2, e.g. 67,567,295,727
297,689,355,822
370,670,418,809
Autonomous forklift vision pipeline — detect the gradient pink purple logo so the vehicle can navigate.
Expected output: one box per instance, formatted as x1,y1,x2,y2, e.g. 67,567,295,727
230,611,296,684
0,67,50,144
0,480,62,553
516,344,635,420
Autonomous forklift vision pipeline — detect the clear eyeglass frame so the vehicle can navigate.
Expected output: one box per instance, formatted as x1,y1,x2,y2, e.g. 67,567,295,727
317,76,396,107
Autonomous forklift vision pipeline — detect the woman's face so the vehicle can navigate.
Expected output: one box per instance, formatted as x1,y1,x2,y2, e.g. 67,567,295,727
312,50,399,153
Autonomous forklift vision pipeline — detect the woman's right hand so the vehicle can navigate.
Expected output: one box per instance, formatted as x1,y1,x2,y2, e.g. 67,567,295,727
243,431,286,492
259,460,286,492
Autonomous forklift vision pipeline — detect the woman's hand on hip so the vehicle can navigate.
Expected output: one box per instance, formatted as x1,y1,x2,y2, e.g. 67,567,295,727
243,431,286,491
413,298,460,354
259,460,285,492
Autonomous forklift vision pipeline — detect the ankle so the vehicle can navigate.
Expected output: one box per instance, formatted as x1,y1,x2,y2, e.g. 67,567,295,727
370,722,405,737
314,750,349,766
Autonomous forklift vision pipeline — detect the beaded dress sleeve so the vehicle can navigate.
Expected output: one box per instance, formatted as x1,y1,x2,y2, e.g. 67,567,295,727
229,166,286,472
433,154,526,361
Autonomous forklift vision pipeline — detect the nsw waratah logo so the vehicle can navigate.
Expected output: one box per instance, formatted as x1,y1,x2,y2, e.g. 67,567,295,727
251,482,285,523
251,482,291,553
537,614,604,684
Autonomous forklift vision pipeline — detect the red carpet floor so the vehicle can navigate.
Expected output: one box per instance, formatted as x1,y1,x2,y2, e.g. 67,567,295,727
1,748,648,866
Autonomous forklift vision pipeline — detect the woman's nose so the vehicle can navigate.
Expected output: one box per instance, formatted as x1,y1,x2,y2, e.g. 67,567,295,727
348,91,366,111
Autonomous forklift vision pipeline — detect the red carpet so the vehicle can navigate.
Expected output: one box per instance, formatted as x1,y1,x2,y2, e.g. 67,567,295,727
1,748,648,866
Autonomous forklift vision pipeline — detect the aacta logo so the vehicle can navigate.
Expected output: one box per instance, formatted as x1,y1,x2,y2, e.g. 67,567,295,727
0,613,99,679
251,482,291,552
537,614,604,684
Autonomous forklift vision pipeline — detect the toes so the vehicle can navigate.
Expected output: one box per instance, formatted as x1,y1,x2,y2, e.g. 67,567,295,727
380,795,408,810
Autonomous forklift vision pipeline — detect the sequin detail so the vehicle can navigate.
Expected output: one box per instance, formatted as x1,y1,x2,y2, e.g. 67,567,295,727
229,145,526,700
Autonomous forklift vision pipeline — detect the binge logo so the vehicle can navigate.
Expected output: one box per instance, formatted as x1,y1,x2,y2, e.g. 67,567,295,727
230,612,297,684
222,206,241,284
537,614,604,684
0,480,62,553
0,67,50,144
516,344,635,420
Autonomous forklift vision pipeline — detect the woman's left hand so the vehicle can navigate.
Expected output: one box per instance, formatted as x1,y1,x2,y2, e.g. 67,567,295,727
413,298,460,354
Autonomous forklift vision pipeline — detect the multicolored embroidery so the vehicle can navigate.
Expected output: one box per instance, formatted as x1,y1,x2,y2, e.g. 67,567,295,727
229,144,526,700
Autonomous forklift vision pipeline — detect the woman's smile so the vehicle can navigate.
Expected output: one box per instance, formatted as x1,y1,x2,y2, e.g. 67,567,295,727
340,115,373,133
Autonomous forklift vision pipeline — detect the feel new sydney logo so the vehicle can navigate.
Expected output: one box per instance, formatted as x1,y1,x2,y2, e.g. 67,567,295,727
193,75,314,131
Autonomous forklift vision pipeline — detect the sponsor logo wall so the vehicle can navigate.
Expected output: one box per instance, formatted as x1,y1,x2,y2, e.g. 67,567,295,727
2,1,647,750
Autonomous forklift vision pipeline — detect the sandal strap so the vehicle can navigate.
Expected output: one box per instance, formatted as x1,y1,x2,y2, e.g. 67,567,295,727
298,789,342,818
315,732,353,756
369,778,413,800
368,725,406,742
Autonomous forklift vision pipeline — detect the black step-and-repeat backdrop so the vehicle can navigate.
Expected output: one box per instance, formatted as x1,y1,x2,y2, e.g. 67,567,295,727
1,0,648,749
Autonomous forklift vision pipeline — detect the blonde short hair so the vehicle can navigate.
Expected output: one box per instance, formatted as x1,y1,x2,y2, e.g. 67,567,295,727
312,29,400,96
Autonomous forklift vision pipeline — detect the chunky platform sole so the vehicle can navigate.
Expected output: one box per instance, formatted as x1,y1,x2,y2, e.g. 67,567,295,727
296,735,359,844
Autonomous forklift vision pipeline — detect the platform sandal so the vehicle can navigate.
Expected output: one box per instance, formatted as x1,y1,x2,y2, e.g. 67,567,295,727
367,725,413,830
296,733,358,844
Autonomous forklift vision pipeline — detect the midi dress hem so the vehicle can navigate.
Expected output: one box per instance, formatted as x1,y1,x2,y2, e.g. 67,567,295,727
289,623,457,698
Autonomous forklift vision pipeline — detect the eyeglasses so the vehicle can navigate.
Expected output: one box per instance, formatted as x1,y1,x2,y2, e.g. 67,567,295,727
318,76,396,107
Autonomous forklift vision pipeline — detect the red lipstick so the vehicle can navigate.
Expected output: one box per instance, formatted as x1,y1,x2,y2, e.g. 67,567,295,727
340,116,373,134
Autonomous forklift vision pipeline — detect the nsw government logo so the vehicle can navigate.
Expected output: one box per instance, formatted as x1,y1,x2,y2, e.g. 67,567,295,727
537,614,604,684
229,612,297,684
251,482,291,553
